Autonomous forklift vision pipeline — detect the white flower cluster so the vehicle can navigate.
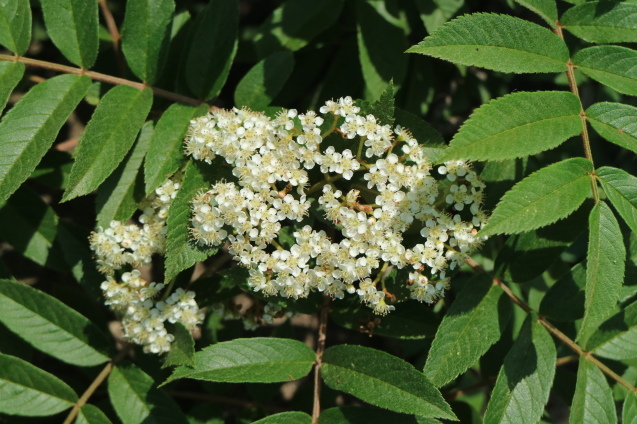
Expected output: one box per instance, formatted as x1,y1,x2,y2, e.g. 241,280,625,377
184,97,489,314
90,179,205,354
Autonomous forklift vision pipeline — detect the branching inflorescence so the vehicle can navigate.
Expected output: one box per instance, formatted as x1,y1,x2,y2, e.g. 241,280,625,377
90,97,489,353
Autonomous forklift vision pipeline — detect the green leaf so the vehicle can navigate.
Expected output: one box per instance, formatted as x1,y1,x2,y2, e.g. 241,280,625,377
573,46,637,96
597,167,637,234
407,14,569,73
121,0,175,84
438,91,581,162
162,322,195,368
40,0,98,68
185,0,238,101
76,404,113,424
0,352,77,416
0,186,64,270
253,0,344,56
415,0,464,34
624,392,637,424
483,315,556,424
63,86,153,202
479,158,593,236
321,345,456,420
163,338,315,385
357,0,408,99
164,160,226,281
561,1,637,44
145,103,208,195
319,406,440,424
587,301,637,362
0,279,112,366
95,121,153,228
108,363,188,424
424,274,512,387
578,201,625,340
234,51,294,110
539,262,586,322
0,74,91,206
570,357,617,424
0,61,24,114
587,102,637,155
0,0,31,55
494,203,590,283
252,412,312,424
513,0,558,27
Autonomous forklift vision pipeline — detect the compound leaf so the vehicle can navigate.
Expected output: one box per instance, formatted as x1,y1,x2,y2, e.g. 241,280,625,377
578,201,625,341
322,345,456,420
163,338,315,385
570,357,617,424
438,91,581,162
40,0,98,68
0,0,31,55
63,86,152,202
587,102,637,155
109,363,188,424
597,166,637,234
234,51,294,110
573,46,637,96
0,279,112,366
479,158,593,236
121,0,175,84
483,316,556,424
185,0,238,101
407,13,568,73
0,74,90,207
145,103,209,195
424,274,511,387
0,353,77,416
562,1,637,44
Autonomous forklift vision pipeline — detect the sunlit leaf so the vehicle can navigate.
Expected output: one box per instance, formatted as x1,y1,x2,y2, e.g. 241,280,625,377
253,412,312,424
562,1,637,43
587,102,637,155
587,301,637,362
319,406,440,424
407,14,569,73
76,404,113,424
0,61,24,114
624,392,637,424
0,0,31,55
234,51,294,110
573,46,637,96
570,357,617,424
513,0,557,27
597,167,637,234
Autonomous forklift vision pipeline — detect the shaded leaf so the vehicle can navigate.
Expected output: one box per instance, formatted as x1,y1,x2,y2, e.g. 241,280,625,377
0,279,112,366
438,91,581,162
480,157,535,211
108,363,188,424
252,412,312,424
513,0,557,27
95,121,153,228
407,14,568,73
357,0,408,99
145,103,208,195
162,322,195,368
0,353,77,416
624,392,637,424
587,102,637,155
322,345,456,420
415,0,464,34
76,404,113,424
578,201,625,340
483,315,556,424
424,274,512,387
587,301,637,362
185,0,238,101
0,0,31,55
63,86,153,202
0,61,24,114
573,46,637,96
597,166,637,234
121,0,175,84
235,51,294,110
570,357,617,424
539,262,586,322
40,0,98,68
562,1,637,43
479,158,593,236
319,406,440,423
0,74,90,206
163,338,315,385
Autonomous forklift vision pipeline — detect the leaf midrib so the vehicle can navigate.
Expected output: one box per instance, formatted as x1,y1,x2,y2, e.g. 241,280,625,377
419,43,566,64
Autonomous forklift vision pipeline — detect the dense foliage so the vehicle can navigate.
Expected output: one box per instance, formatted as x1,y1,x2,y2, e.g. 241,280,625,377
1,0,637,423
